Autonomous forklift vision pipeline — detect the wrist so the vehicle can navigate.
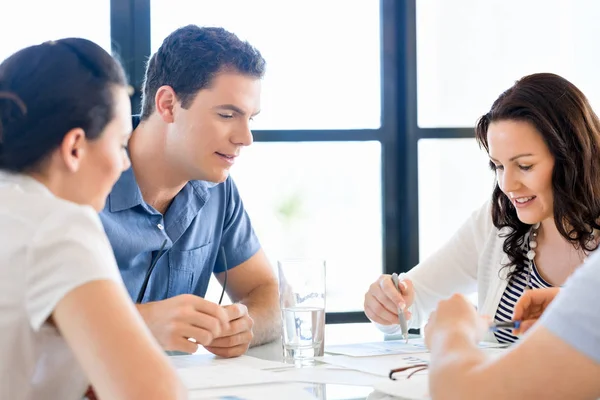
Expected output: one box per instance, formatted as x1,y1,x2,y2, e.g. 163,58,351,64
429,326,478,354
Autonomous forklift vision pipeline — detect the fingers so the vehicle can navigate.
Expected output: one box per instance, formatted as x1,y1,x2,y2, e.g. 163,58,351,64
169,336,200,354
379,276,407,308
208,329,254,348
224,303,249,321
513,320,536,335
513,288,559,321
222,312,253,336
180,324,218,346
512,291,534,321
364,294,400,325
398,278,410,296
205,312,254,355
205,343,248,358
187,295,231,328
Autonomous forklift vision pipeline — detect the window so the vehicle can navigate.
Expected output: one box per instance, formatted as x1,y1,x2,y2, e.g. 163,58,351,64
417,0,600,128
150,0,381,130
0,0,111,62
418,138,492,261
229,142,383,312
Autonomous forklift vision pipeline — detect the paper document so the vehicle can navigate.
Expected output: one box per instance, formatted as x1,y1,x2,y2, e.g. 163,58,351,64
274,363,387,386
325,338,507,357
373,374,430,400
319,354,430,378
187,382,317,400
177,364,287,390
171,353,291,371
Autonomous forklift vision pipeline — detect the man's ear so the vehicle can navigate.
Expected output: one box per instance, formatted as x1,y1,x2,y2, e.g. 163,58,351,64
59,128,86,172
155,85,177,123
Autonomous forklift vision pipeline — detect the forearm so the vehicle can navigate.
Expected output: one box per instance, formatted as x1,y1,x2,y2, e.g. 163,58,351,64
240,281,280,346
428,331,489,400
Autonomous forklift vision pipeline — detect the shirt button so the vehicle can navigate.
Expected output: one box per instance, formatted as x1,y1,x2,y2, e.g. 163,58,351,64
157,224,164,230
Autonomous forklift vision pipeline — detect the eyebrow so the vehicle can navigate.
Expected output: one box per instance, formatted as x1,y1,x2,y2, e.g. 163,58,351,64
214,104,261,117
489,153,534,162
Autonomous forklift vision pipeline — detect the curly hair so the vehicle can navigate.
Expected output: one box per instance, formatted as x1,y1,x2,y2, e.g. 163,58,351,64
140,25,266,119
475,73,600,279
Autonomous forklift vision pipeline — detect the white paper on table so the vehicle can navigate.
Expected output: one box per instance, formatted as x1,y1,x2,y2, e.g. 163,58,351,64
318,353,431,378
273,363,388,386
170,353,292,371
372,374,430,400
177,364,288,390
325,338,508,357
187,382,317,400
320,346,508,378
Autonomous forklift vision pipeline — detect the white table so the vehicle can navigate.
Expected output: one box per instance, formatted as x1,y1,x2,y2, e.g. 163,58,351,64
175,322,403,399
247,322,398,362
246,322,404,400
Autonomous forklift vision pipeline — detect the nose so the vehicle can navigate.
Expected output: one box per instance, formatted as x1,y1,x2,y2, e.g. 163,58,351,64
231,121,254,147
498,167,520,194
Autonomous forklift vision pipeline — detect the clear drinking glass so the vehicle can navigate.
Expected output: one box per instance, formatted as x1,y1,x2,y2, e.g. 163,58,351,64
278,259,326,365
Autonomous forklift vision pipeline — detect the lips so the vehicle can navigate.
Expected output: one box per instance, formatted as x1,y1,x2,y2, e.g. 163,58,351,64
216,152,235,158
512,195,536,207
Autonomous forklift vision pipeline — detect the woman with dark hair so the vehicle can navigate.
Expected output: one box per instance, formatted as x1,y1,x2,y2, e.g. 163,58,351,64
0,38,206,399
364,73,600,344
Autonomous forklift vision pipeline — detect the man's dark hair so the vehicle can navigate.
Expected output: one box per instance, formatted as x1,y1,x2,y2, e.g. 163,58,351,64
140,25,266,119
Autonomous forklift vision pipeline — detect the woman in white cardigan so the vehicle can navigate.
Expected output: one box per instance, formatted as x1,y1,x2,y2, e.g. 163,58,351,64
364,72,600,343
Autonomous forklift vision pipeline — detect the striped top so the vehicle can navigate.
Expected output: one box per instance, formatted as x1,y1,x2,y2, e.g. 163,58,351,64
493,261,552,343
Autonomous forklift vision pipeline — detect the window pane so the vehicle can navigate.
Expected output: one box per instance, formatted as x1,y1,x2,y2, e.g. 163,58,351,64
0,0,111,62
227,142,382,312
417,0,600,128
150,0,381,130
418,139,492,261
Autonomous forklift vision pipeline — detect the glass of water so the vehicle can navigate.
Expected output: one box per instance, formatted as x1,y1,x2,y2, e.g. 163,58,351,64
278,259,326,366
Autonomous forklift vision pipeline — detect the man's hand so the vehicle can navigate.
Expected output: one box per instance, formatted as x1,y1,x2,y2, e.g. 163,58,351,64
205,304,254,358
512,287,561,335
137,294,230,353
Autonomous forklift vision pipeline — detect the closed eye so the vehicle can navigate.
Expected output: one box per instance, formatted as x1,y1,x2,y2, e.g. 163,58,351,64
218,113,234,119
519,165,533,171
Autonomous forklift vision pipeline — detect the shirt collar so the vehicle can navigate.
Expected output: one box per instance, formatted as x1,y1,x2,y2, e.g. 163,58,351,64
108,167,144,212
108,168,218,213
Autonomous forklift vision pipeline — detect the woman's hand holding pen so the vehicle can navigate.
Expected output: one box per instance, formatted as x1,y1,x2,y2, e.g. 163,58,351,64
512,287,561,335
364,274,414,325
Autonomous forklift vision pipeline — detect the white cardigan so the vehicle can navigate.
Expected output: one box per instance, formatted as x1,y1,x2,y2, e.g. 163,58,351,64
378,200,514,343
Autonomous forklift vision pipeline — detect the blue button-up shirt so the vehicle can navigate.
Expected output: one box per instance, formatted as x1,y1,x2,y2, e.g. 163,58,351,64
99,119,260,302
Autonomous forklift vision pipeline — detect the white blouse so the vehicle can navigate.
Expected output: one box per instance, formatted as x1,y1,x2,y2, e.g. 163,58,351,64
0,171,123,400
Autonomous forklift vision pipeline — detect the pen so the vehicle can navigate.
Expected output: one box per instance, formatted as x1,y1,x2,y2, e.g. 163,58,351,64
489,320,521,332
391,272,409,343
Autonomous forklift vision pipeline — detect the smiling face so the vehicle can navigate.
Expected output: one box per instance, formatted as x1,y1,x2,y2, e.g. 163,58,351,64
166,71,261,183
487,119,555,225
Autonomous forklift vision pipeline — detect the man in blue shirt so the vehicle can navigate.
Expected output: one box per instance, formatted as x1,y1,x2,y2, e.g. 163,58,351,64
100,25,279,358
